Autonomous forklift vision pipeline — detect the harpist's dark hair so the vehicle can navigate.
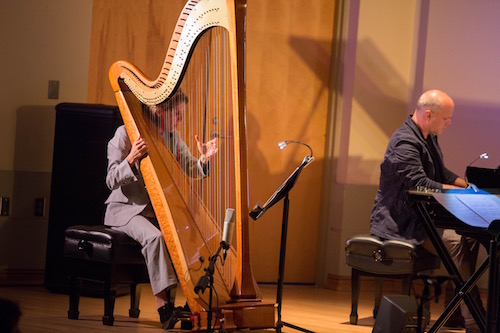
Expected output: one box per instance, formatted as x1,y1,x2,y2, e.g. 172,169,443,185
171,88,188,105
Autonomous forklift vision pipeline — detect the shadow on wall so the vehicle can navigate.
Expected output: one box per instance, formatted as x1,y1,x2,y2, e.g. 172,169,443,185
247,110,323,283
288,35,331,151
288,36,331,88
349,38,410,185
244,34,332,283
354,38,409,137
291,36,411,184
289,36,409,137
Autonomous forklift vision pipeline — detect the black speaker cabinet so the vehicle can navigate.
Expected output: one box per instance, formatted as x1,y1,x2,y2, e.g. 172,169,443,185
372,295,430,333
44,103,122,293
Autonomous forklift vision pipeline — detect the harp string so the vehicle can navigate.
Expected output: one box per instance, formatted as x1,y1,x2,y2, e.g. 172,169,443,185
141,27,236,279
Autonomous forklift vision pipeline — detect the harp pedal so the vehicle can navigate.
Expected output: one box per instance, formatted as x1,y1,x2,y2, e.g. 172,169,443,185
172,305,195,330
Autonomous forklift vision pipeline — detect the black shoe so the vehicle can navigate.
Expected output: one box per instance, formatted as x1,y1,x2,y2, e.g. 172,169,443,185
158,302,179,330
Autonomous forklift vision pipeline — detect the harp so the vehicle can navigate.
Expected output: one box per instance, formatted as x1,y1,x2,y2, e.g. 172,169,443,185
108,0,276,329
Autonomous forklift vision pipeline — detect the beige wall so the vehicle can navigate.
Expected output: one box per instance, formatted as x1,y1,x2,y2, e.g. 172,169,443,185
0,0,92,278
425,1,500,172
1,0,92,171
325,0,418,281
347,0,416,185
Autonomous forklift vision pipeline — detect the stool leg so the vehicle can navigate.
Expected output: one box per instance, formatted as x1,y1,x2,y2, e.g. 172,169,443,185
103,286,116,325
350,269,360,325
374,277,383,318
129,283,142,318
103,274,116,326
67,269,80,320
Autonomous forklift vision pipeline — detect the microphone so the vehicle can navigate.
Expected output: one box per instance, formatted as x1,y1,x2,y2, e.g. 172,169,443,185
194,274,209,294
222,208,235,264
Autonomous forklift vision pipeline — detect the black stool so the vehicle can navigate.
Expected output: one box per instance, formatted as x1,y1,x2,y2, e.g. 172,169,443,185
345,234,440,325
63,225,149,325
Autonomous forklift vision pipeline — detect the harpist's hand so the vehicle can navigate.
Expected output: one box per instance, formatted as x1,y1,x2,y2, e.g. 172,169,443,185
195,135,218,165
126,136,149,166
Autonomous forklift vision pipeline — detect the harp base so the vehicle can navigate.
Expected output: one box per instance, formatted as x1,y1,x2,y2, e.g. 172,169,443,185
193,302,278,331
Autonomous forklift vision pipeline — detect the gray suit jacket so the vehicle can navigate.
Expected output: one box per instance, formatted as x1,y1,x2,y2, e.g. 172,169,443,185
104,125,206,227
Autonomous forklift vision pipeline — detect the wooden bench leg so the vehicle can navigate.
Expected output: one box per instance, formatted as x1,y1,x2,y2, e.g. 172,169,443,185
67,269,80,320
129,283,141,318
350,269,360,324
103,278,116,326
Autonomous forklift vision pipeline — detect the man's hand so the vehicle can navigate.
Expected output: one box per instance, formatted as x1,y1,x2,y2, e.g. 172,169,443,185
127,136,149,166
195,135,218,165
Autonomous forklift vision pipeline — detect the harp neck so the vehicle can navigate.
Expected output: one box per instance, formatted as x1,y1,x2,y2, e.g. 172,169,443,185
109,0,232,106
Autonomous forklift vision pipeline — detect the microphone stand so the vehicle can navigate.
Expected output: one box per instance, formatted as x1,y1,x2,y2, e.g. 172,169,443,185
194,241,228,333
250,154,314,333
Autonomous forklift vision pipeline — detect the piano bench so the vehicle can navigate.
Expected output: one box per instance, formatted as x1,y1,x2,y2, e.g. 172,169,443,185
63,225,149,326
345,234,440,325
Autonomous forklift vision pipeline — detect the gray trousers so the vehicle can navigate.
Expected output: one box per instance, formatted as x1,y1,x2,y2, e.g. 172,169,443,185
112,214,178,295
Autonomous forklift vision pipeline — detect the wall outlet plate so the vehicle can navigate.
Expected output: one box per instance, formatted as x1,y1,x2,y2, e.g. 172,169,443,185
0,197,10,216
35,197,46,217
48,80,59,99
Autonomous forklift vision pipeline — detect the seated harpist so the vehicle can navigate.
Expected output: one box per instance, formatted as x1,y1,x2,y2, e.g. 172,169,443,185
104,89,218,329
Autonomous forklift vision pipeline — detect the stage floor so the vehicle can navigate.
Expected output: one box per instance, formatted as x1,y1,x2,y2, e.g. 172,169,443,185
0,283,466,333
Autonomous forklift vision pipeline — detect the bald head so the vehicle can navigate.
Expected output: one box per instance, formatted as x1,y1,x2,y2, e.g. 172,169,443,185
412,90,455,137
416,90,454,114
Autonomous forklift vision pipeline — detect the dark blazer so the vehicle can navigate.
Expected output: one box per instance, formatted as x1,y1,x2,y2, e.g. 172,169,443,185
370,115,458,245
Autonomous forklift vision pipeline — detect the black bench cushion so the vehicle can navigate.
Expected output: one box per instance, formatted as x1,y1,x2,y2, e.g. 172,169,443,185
64,225,144,265
345,234,440,275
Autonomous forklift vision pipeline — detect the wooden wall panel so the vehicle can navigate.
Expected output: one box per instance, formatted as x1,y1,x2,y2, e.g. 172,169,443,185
87,0,185,105
246,1,334,282
87,0,335,283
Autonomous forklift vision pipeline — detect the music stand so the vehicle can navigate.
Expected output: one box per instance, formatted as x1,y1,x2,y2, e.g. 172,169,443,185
250,141,314,333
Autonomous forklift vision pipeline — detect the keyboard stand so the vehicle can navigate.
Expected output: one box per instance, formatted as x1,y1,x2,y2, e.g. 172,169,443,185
408,190,499,332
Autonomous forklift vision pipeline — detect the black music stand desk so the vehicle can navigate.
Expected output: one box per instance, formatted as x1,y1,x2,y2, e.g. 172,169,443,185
249,155,314,333
408,189,500,333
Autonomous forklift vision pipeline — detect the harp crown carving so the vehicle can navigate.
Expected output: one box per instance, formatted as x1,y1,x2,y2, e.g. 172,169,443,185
120,0,230,106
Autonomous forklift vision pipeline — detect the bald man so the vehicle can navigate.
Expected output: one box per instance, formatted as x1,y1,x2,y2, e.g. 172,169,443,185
370,90,483,332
